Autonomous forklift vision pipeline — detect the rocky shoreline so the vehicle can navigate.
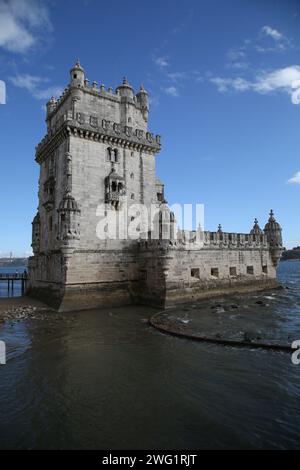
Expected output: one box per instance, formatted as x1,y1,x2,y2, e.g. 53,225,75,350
0,297,53,322
149,289,295,352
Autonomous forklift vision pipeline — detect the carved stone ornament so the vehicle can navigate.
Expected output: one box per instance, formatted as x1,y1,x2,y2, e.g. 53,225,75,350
90,116,98,128
76,112,85,124
102,119,110,131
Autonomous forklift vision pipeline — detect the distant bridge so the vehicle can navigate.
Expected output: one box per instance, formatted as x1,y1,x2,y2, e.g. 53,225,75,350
0,273,28,294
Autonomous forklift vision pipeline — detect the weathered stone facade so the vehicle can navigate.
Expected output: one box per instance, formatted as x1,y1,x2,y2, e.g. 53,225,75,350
27,61,283,311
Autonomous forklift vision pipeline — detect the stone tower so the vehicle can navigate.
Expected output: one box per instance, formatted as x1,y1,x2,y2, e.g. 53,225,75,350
28,61,161,309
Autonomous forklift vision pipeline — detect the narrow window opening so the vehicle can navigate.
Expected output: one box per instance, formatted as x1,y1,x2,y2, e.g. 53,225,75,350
211,268,219,278
247,266,254,275
191,268,200,279
230,267,237,277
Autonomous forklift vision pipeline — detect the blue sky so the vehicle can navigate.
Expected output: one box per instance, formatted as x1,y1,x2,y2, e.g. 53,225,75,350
0,0,300,255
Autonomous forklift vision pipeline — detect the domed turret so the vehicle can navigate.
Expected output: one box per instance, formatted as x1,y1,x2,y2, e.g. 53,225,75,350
136,84,149,121
70,59,85,87
250,218,263,235
31,211,41,254
264,210,283,267
58,191,81,241
58,191,80,213
116,77,134,99
46,96,57,117
264,210,282,246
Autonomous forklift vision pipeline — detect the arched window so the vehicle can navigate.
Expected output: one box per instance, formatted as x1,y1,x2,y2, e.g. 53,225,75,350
106,147,119,163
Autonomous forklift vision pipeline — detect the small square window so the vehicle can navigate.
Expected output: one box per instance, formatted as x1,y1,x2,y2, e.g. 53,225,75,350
262,265,268,274
191,268,200,279
211,268,219,278
247,266,254,275
230,266,237,276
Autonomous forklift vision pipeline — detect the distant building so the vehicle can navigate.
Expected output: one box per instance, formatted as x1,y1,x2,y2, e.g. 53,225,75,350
27,61,283,311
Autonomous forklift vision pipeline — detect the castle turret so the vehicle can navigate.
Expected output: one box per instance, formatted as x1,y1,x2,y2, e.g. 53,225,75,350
250,218,263,235
136,84,149,122
264,210,283,266
31,211,40,255
116,77,134,100
46,96,57,117
45,96,57,130
70,59,85,87
58,191,81,242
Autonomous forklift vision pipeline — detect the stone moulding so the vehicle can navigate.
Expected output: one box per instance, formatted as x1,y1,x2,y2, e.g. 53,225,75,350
36,119,160,163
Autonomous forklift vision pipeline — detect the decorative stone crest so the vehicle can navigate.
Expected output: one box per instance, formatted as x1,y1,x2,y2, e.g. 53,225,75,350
90,116,98,127
76,112,85,124
113,123,121,134
102,119,110,131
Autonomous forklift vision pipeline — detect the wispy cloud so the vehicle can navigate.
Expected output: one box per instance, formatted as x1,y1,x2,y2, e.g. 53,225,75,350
164,86,179,97
225,25,291,71
211,66,300,104
10,74,62,100
261,25,283,41
166,70,203,84
288,171,300,184
256,25,290,52
0,0,52,53
154,56,169,68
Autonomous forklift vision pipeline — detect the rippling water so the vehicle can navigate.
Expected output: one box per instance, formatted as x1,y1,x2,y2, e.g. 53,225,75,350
0,261,300,449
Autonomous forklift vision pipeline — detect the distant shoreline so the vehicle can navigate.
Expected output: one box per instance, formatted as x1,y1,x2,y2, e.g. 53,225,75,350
0,258,28,268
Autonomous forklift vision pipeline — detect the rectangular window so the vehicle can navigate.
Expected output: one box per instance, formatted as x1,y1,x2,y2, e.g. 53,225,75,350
247,266,254,275
191,268,200,279
140,270,147,280
211,268,219,278
262,265,268,274
230,267,237,277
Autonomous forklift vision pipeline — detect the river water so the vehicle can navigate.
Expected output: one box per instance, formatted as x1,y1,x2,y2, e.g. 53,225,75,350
0,266,27,298
0,261,300,449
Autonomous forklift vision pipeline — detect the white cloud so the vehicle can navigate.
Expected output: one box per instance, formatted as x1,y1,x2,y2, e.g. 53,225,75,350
165,86,179,97
154,56,169,68
288,171,300,184
10,73,62,100
211,66,300,104
210,76,251,93
227,48,246,61
261,25,283,41
257,25,290,52
0,0,51,53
